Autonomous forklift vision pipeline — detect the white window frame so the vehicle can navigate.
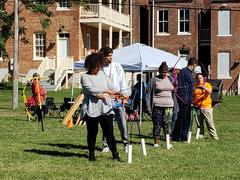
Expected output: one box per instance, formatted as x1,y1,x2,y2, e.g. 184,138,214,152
33,32,46,61
218,10,231,36
56,0,70,11
178,9,191,35
217,52,231,79
157,9,169,35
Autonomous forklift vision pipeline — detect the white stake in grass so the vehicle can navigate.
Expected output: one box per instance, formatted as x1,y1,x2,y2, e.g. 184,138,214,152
187,131,192,144
196,128,200,139
128,144,133,164
141,138,147,156
166,134,172,149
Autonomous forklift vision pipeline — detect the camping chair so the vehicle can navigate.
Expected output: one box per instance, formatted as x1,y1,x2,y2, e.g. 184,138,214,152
60,97,75,117
46,97,58,117
207,79,223,108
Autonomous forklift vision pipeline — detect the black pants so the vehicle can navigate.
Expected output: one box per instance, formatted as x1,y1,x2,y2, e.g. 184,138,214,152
172,99,191,141
85,114,117,156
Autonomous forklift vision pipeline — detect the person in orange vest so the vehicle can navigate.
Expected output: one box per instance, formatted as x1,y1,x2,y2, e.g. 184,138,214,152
193,73,219,140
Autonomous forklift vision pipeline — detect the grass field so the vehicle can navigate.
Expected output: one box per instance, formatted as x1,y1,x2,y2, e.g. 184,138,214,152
0,83,240,179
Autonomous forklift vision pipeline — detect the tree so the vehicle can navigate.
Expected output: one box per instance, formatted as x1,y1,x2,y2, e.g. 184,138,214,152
0,0,86,109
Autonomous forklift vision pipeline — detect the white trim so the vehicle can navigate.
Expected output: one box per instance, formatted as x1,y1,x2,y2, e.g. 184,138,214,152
217,76,232,80
156,33,170,36
217,34,232,37
177,32,191,36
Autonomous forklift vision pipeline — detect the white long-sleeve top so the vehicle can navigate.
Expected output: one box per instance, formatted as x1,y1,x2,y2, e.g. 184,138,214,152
102,62,128,95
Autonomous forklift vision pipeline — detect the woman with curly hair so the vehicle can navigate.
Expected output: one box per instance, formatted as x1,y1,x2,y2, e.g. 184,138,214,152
81,52,120,161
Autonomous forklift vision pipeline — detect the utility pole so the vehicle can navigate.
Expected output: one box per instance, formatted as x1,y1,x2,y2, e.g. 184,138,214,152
12,0,19,110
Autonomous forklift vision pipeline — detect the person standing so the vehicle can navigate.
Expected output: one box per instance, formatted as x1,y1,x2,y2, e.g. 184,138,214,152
147,62,174,148
193,73,219,140
28,73,48,122
172,57,197,141
100,47,128,152
80,52,120,161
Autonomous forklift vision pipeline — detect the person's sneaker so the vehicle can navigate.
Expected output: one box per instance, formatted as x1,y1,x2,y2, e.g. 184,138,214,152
153,144,159,148
102,147,110,153
198,135,204,139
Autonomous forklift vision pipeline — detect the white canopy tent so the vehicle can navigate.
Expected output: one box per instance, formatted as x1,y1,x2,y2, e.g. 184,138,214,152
112,43,187,71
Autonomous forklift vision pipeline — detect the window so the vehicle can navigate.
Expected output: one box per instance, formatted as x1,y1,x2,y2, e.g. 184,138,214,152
218,10,231,36
157,10,168,34
34,33,46,60
217,52,231,79
179,9,190,34
57,0,70,10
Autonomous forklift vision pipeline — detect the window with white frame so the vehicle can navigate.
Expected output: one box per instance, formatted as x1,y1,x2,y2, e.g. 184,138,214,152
34,33,46,60
179,9,190,33
218,10,231,36
217,52,231,79
57,0,70,10
157,10,168,34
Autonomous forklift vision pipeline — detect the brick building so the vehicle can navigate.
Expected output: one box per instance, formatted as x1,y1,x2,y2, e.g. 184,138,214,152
0,0,135,90
149,0,240,92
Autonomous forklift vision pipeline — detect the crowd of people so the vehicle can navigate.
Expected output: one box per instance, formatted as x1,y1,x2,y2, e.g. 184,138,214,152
27,47,219,162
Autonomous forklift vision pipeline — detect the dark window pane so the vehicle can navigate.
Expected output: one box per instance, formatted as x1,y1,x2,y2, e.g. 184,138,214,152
164,22,168,32
159,23,163,32
185,10,189,20
159,11,163,21
180,22,184,32
180,10,184,20
164,10,168,21
185,22,189,32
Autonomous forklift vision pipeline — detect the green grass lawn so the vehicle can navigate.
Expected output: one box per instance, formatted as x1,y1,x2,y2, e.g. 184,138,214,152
0,83,240,179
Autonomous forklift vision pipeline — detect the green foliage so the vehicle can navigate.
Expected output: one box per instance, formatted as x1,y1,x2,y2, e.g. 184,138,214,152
40,18,51,29
0,88,240,179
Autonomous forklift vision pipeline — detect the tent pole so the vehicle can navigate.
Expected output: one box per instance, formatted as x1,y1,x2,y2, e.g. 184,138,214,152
139,66,143,125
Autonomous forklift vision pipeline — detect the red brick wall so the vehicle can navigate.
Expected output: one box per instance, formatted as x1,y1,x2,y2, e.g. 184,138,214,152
211,3,240,90
153,2,198,57
4,2,80,74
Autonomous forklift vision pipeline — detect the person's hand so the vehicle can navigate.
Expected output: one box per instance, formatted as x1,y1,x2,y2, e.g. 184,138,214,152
104,89,115,95
97,93,110,99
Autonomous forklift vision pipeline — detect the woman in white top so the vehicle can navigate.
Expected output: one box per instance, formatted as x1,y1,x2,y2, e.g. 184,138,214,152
81,53,120,161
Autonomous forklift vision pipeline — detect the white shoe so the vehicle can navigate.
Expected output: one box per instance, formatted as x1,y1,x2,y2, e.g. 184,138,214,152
153,144,159,148
102,147,110,153
198,135,204,139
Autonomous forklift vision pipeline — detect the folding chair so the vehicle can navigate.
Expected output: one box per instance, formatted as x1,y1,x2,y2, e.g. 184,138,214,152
60,97,74,117
46,97,58,117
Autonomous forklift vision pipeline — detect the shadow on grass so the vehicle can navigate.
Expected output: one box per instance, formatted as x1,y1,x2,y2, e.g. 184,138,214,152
41,143,102,152
24,149,88,158
0,106,12,110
